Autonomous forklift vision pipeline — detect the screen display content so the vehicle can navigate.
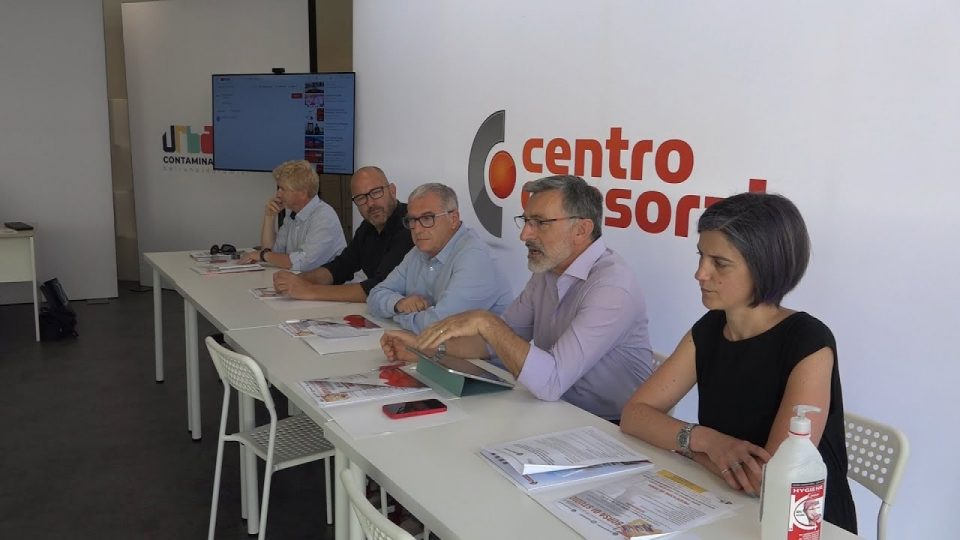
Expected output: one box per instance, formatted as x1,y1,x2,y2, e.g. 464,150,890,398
212,72,355,174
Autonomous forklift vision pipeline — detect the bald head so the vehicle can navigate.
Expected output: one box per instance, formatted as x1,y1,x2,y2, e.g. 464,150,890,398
350,165,397,230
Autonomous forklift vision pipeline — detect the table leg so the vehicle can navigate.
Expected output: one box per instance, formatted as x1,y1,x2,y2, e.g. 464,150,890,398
152,267,164,382
184,301,201,440
30,238,38,342
241,393,259,534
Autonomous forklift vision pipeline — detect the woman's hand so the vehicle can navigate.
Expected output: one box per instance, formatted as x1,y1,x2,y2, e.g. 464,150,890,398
695,428,771,496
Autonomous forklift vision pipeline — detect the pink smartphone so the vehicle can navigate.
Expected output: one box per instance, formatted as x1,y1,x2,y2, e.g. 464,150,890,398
382,399,447,419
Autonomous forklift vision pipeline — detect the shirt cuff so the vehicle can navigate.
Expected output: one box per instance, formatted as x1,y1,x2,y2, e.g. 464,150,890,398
516,345,558,400
287,251,306,272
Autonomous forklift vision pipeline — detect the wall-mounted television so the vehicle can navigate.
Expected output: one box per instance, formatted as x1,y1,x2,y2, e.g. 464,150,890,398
212,72,355,174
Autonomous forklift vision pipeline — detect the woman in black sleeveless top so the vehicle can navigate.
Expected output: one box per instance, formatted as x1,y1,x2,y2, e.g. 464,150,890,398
620,193,856,533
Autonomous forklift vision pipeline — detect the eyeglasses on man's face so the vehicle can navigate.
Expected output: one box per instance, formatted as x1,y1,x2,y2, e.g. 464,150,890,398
351,185,388,206
402,211,452,230
513,215,582,230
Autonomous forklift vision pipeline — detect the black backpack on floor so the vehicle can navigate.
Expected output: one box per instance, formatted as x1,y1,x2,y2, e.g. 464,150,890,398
39,278,78,340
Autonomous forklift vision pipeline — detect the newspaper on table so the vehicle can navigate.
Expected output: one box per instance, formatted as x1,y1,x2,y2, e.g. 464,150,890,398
299,364,430,407
280,315,382,339
547,468,741,539
191,263,264,275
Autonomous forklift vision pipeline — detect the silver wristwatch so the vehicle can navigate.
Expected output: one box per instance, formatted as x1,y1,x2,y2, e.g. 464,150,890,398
676,422,698,458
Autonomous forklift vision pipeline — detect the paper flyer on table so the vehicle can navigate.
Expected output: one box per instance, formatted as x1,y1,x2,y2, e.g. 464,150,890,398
481,448,651,492
280,315,382,338
325,392,467,439
299,365,430,408
482,426,650,475
302,334,382,355
191,263,264,275
250,287,284,299
546,469,741,539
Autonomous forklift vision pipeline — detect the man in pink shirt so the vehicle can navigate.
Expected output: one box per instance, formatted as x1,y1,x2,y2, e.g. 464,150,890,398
382,175,653,421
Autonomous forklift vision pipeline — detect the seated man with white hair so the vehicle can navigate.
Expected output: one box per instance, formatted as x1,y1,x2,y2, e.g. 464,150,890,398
240,159,346,271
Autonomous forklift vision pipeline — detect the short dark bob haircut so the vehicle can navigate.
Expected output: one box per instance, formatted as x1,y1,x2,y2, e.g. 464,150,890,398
697,192,810,307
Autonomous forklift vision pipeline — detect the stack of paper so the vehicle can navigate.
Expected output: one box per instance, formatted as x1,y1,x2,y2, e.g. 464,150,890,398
191,263,264,275
480,426,652,491
545,469,741,539
189,250,242,263
299,364,430,407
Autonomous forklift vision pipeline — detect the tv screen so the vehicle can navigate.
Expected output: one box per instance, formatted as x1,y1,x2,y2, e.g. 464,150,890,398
212,72,355,174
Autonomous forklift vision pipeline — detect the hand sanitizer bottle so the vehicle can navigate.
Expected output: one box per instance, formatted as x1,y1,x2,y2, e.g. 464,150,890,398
760,405,828,540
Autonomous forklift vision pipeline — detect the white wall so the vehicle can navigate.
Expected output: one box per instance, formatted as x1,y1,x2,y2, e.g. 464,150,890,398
0,0,118,301
354,1,959,537
122,0,309,285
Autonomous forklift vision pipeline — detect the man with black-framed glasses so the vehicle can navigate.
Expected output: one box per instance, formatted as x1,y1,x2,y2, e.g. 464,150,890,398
367,182,513,333
273,166,414,302
381,175,653,422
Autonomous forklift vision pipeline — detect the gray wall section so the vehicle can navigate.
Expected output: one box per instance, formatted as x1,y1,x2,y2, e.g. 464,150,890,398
0,0,118,302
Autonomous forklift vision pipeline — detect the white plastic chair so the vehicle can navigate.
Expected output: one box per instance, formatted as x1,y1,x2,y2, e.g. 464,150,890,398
205,337,335,539
844,412,909,540
341,467,417,540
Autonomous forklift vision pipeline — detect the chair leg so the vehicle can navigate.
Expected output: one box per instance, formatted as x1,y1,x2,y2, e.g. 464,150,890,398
208,388,231,540
380,486,388,516
258,417,279,540
325,456,333,525
878,502,890,540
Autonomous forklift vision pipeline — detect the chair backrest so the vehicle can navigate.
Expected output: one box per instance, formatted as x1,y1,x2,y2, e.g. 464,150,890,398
204,336,275,408
844,411,909,504
340,468,416,540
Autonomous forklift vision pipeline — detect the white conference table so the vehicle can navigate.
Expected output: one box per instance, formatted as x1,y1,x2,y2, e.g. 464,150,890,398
145,250,381,535
0,225,40,341
144,251,366,440
227,325,861,540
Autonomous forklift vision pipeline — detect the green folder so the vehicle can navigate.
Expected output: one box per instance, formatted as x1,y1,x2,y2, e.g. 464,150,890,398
410,348,514,397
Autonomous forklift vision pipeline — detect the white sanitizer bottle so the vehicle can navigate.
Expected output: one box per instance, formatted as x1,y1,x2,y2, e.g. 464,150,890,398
760,405,828,540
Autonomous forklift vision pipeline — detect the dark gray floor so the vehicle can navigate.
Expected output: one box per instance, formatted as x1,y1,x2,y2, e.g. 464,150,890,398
0,282,335,539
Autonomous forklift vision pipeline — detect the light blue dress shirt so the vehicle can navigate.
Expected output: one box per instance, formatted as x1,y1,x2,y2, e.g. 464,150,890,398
505,238,654,420
273,195,346,272
367,225,513,333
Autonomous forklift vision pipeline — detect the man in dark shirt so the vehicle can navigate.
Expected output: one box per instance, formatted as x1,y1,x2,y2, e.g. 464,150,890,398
273,166,413,302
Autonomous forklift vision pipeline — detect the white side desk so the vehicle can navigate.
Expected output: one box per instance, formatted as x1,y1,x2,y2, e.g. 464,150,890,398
0,226,39,341
227,325,861,540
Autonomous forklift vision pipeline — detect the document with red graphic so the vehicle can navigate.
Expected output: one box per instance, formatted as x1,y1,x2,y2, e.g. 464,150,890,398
299,364,429,407
281,314,382,338
545,469,741,539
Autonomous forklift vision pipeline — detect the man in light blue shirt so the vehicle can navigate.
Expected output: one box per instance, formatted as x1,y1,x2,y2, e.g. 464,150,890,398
240,160,346,271
367,183,513,333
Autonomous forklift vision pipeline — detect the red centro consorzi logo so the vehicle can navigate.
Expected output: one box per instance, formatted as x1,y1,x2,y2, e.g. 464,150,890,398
467,110,766,238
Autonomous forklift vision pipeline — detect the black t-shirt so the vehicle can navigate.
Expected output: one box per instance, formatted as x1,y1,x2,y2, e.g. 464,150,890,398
693,310,857,534
322,202,413,294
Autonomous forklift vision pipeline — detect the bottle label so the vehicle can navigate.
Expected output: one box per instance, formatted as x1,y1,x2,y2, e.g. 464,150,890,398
788,479,825,540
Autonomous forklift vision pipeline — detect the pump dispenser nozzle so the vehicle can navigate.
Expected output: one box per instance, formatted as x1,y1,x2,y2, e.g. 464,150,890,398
790,405,821,436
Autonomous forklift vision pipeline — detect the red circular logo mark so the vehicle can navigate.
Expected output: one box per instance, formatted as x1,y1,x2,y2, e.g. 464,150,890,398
487,150,516,199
